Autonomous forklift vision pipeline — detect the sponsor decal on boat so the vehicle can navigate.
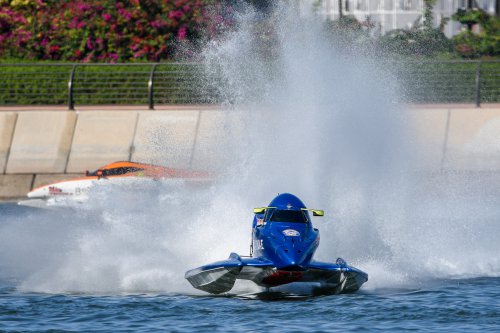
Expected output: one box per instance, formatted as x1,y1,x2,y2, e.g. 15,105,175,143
48,186,68,196
282,229,300,237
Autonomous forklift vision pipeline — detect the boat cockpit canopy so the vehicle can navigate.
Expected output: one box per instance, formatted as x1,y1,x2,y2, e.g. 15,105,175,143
265,209,309,223
87,166,144,177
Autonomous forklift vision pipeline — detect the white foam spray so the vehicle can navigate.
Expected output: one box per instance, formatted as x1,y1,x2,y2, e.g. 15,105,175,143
1,1,500,294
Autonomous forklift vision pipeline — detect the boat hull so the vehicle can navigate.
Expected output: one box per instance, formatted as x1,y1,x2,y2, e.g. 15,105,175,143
185,254,368,294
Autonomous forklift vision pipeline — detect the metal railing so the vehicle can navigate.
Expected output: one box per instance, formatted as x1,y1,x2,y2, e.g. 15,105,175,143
0,63,210,109
0,61,499,109
393,60,500,107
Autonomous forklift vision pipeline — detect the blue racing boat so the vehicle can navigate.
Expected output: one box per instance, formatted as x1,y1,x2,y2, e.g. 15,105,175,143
185,193,368,294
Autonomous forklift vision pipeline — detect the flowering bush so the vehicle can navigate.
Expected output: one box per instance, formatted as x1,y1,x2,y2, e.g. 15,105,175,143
0,6,30,58
0,0,233,62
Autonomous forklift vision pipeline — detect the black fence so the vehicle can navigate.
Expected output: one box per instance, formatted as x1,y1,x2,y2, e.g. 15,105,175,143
394,60,499,106
0,61,499,109
0,63,210,109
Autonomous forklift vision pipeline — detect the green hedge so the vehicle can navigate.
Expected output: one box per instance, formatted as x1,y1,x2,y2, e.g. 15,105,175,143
0,63,211,105
392,61,500,104
0,61,499,106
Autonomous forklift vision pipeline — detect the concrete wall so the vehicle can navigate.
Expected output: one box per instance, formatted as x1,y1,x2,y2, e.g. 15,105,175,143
6,112,76,174
409,107,500,171
131,111,200,168
444,109,500,171
2,106,500,199
0,174,33,199
0,112,17,174
66,111,138,172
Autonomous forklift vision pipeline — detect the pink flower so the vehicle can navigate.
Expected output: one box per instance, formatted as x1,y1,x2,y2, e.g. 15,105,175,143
177,26,187,40
150,20,165,29
49,45,60,54
68,17,79,29
76,3,91,12
86,37,94,50
168,10,184,20
118,8,132,20
133,50,145,58
214,15,223,24
102,13,112,22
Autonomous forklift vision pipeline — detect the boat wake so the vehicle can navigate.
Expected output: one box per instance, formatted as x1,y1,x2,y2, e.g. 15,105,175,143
1,171,500,294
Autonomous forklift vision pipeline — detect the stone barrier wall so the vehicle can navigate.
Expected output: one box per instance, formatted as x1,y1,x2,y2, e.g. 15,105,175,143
1,106,500,199
410,107,500,171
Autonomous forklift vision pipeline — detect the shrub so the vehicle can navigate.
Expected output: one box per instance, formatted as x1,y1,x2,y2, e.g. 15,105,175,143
452,8,489,29
378,27,452,57
451,8,500,58
0,0,233,62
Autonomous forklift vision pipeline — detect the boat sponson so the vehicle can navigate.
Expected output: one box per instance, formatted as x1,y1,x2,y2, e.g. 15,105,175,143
185,266,242,294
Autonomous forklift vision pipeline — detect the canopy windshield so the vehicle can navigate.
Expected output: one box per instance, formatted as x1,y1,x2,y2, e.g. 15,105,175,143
266,209,309,223
87,166,144,177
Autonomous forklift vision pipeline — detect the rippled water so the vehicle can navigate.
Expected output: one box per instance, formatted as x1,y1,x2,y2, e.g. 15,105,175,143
1,275,499,332
1,202,500,332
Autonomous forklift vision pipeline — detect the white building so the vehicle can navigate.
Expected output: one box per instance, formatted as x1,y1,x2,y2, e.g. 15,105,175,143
316,0,497,37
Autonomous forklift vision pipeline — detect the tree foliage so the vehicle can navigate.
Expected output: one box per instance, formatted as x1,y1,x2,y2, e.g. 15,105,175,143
452,7,500,58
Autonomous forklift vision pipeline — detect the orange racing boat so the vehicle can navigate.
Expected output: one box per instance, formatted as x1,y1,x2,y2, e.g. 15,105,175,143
22,161,210,205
